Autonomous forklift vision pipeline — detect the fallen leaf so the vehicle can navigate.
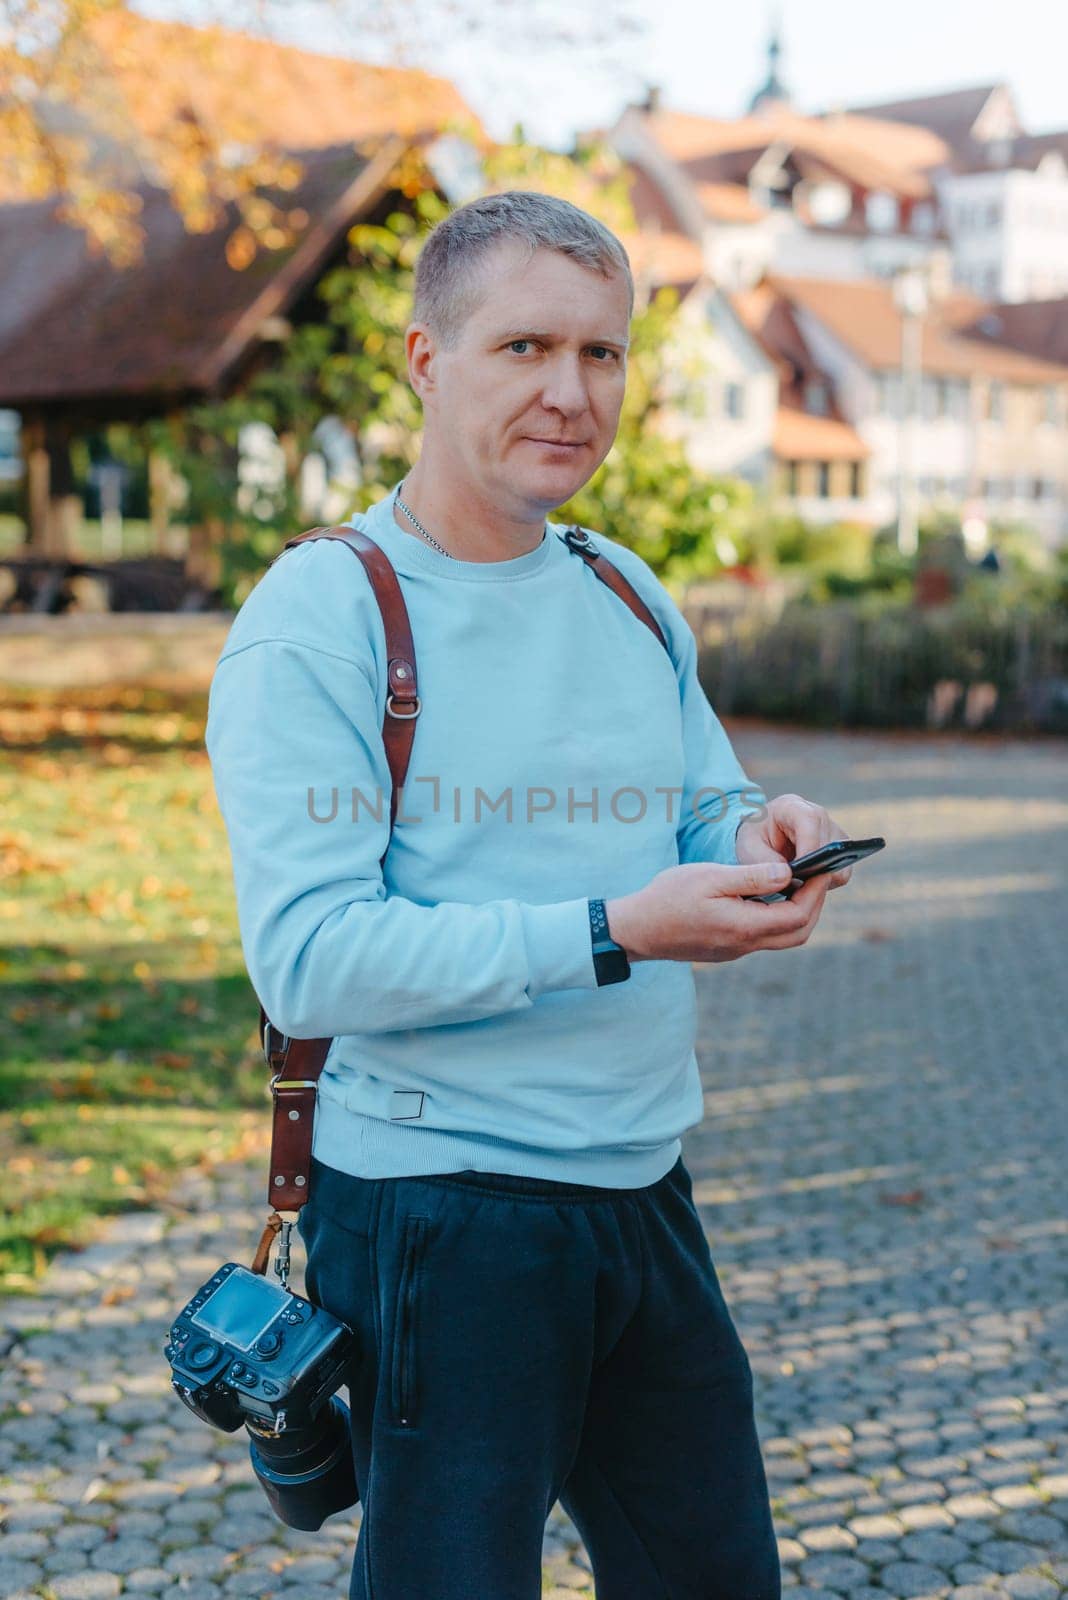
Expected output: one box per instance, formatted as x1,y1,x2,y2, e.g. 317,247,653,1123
101,1285,135,1305
155,1051,193,1070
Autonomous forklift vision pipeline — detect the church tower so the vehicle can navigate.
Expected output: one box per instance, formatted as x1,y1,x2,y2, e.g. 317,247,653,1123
747,16,792,115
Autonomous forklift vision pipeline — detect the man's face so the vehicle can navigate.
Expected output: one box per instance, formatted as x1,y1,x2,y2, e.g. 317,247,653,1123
410,240,631,516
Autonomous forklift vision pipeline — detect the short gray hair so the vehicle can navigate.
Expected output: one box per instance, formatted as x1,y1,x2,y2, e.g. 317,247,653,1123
412,190,634,348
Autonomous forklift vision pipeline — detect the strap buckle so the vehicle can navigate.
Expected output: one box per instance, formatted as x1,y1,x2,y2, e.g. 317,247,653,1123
386,693,421,719
262,1020,291,1069
563,526,598,557
269,1074,318,1094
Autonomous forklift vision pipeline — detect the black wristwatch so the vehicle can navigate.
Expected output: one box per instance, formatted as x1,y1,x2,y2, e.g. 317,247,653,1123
588,898,631,986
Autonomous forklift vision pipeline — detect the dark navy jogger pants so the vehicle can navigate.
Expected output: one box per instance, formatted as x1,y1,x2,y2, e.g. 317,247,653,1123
297,1152,781,1600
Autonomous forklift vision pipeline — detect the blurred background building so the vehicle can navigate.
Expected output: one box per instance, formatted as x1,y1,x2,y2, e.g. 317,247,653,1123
1,9,1067,589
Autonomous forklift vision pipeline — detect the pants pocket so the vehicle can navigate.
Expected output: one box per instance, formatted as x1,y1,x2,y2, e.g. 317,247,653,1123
389,1215,428,1427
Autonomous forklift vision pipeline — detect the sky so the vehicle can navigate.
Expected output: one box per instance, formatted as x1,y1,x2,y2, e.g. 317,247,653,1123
242,0,1068,150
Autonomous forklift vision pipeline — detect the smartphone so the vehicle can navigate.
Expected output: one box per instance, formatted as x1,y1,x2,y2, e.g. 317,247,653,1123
748,837,886,903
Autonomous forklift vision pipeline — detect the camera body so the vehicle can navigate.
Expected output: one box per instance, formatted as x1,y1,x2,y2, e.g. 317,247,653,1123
166,1261,355,1433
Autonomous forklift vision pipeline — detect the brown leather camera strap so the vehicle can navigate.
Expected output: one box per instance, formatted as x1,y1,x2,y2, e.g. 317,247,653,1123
255,519,671,1225
559,527,667,650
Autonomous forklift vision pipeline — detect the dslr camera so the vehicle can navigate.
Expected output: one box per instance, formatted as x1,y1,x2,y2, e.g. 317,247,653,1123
164,1260,359,1530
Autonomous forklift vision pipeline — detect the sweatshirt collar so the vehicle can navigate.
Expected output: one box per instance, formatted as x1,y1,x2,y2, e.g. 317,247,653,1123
354,482,558,582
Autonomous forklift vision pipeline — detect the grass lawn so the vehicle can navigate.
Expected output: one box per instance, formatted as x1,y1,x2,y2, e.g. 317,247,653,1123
0,683,269,1296
0,515,191,561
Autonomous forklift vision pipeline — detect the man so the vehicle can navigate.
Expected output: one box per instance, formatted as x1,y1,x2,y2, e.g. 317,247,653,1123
206,190,850,1600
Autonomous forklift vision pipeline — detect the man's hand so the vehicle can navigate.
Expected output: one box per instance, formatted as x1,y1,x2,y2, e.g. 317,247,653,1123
735,793,853,890
605,860,834,965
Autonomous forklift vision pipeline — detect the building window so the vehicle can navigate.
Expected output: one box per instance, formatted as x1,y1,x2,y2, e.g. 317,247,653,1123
921,379,949,420
817,462,831,498
785,460,799,495
865,191,899,232
849,461,863,498
724,382,745,420
883,373,905,418
949,380,970,420
804,380,830,416
986,381,1004,422
1045,386,1062,426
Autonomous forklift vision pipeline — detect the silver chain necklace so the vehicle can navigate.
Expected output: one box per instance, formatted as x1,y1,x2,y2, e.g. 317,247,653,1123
395,482,549,559
395,484,453,557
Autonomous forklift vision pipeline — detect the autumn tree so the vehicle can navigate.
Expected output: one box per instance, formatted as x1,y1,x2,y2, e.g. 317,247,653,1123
0,0,643,263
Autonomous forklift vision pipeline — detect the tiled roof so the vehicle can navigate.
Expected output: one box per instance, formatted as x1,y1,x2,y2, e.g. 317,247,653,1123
645,107,947,199
837,84,1038,175
840,84,1003,146
1004,131,1068,172
0,140,404,409
959,298,1068,367
728,283,809,375
625,162,686,233
79,10,481,161
621,229,705,290
773,406,869,462
729,284,868,454
695,182,768,223
0,13,487,410
770,274,1068,384
933,128,1068,177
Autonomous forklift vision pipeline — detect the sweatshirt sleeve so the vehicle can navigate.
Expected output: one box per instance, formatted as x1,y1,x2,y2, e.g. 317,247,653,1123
583,532,767,867
205,548,597,1040
670,612,768,867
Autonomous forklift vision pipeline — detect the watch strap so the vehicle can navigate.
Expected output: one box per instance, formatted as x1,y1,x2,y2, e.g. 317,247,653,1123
588,898,631,986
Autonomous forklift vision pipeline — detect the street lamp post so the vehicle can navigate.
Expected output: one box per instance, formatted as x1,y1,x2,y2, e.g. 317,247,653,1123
893,268,928,558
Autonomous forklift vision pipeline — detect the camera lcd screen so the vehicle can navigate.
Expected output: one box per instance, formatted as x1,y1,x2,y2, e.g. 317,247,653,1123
195,1272,287,1352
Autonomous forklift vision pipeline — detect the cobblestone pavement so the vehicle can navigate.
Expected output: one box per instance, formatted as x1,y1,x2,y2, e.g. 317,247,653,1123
2,725,1067,1600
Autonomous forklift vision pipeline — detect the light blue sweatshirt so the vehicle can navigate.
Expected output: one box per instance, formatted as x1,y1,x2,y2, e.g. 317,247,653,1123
205,482,766,1187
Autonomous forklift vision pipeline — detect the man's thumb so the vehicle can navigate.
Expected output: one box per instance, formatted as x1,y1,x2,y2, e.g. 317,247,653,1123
733,860,793,896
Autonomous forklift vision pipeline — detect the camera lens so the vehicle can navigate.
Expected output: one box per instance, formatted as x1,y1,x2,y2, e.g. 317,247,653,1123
246,1395,359,1531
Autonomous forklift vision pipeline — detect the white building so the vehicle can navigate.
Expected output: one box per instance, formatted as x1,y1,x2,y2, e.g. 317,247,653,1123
597,56,1068,543
608,94,954,296
845,84,1068,304
672,272,1068,544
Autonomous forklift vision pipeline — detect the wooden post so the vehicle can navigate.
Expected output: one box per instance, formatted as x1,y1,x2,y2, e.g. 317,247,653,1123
187,515,223,591
149,448,172,554
22,417,82,556
23,414,50,551
49,421,82,558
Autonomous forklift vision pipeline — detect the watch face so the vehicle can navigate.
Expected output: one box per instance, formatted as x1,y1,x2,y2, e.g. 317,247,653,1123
594,946,631,986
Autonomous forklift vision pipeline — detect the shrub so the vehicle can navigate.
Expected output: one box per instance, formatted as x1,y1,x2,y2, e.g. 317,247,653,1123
698,592,1068,732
